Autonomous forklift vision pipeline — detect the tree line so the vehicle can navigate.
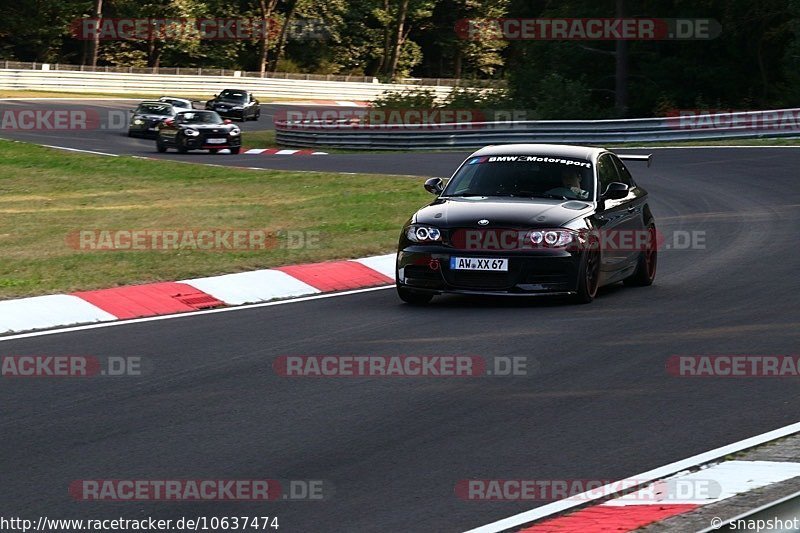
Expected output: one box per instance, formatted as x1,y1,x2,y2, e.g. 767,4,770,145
2,0,798,117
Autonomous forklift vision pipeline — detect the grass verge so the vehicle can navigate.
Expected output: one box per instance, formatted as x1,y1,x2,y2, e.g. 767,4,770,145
0,140,429,299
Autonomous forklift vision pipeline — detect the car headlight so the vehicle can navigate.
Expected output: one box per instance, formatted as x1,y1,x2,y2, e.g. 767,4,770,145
229,127,241,136
133,118,144,125
184,129,200,137
529,229,575,247
406,225,442,243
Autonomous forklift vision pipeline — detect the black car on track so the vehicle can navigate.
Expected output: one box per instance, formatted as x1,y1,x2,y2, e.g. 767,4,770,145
128,101,176,137
396,144,657,304
155,110,242,154
205,89,261,121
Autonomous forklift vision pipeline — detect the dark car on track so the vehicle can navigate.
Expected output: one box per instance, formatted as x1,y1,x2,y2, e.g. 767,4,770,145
205,89,261,121
155,110,242,154
396,144,657,305
128,101,176,137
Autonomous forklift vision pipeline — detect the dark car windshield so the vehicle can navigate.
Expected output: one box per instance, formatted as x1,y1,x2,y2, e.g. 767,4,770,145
160,98,190,109
218,90,247,102
442,155,595,200
175,111,223,124
136,103,173,115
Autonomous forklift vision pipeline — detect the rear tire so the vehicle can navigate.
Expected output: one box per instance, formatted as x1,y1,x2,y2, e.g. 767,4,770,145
230,147,241,155
573,244,600,304
397,286,433,305
624,222,657,286
209,149,219,154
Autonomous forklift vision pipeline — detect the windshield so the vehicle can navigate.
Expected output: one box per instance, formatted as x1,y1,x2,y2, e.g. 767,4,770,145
218,90,247,102
442,155,594,200
160,98,190,108
136,103,173,116
175,111,223,124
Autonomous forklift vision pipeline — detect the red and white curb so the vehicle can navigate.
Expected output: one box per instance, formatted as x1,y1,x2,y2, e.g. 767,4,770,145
0,253,395,335
466,420,800,533
242,148,328,155
509,461,800,532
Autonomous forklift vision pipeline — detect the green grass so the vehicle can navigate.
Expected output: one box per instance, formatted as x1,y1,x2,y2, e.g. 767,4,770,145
0,140,430,299
244,130,277,148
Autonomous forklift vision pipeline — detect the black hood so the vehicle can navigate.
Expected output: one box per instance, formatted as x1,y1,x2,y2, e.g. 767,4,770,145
413,197,593,228
179,124,231,131
135,114,171,120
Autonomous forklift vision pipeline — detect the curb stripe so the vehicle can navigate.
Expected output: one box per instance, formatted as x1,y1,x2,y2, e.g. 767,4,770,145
276,261,393,292
73,282,223,319
519,504,699,532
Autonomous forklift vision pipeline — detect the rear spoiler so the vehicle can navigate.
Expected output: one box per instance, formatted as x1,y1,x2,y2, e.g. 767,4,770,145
617,154,652,167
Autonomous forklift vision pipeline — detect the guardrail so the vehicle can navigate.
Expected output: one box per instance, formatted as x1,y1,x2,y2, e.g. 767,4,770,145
275,109,800,149
0,68,459,101
0,60,502,89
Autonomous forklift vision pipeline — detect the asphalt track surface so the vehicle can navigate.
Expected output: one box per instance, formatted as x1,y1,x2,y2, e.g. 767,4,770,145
0,98,467,176
1,99,800,532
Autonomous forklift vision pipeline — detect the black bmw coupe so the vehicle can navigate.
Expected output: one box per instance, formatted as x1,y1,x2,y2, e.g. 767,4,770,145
396,144,657,304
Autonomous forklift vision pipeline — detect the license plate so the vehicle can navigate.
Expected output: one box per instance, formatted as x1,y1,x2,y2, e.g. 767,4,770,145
206,138,226,144
450,257,508,271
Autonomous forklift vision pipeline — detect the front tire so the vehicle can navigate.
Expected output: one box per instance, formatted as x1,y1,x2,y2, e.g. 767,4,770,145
156,140,167,153
573,244,600,304
397,286,433,305
624,223,657,286
176,135,188,154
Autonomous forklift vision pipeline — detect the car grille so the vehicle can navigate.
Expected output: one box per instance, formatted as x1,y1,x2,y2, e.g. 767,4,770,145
446,271,514,289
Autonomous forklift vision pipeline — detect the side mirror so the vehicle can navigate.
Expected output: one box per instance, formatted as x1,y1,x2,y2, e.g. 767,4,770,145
424,177,443,195
223,119,232,125
601,182,629,200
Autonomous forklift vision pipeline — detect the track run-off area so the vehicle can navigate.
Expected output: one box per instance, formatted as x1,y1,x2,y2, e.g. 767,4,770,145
1,98,800,532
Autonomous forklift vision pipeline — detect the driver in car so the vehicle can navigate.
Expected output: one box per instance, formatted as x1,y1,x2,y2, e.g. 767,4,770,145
546,167,590,199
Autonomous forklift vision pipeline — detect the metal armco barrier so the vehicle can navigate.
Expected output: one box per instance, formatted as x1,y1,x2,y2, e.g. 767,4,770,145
275,109,800,149
0,68,455,101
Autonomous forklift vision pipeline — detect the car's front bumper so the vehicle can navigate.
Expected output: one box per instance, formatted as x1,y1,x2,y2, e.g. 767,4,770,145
128,121,161,137
396,246,583,296
181,135,242,151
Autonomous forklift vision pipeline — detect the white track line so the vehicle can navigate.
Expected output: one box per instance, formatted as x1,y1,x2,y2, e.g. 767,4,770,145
464,422,800,533
0,285,394,342
38,144,118,157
